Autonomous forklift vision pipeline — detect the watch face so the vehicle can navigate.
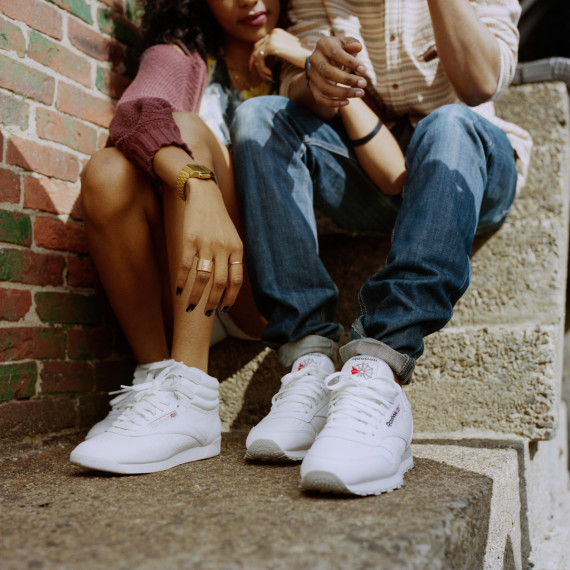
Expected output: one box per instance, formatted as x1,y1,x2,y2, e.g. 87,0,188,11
189,165,214,177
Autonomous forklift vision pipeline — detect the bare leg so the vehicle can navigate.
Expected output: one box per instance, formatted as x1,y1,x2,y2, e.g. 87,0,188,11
80,148,170,365
171,113,266,340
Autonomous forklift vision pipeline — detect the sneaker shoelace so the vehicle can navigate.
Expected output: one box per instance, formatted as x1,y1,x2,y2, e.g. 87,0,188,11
270,366,330,415
111,366,191,430
107,361,174,413
324,373,399,436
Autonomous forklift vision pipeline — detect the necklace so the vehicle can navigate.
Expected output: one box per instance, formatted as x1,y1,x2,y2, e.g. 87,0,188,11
226,63,260,91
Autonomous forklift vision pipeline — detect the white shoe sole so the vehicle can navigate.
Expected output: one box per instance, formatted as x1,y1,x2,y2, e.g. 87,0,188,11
245,438,307,461
300,448,414,496
70,438,221,475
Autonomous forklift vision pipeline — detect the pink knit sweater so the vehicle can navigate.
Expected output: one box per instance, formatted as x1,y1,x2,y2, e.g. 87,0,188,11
109,44,209,177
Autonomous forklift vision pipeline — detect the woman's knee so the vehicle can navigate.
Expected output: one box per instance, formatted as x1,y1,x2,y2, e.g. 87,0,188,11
81,147,145,221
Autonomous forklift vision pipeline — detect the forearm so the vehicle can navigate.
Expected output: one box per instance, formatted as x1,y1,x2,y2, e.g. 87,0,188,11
427,0,501,105
339,101,406,195
287,71,338,121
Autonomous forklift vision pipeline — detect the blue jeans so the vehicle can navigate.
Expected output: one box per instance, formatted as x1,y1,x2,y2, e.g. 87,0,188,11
231,97,517,383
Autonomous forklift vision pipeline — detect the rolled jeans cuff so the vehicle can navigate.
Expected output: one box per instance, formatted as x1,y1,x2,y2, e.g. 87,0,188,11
277,335,341,369
340,338,415,384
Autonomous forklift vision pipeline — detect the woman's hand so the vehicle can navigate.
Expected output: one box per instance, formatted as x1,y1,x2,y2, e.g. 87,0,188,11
177,181,243,314
306,36,368,107
249,28,311,82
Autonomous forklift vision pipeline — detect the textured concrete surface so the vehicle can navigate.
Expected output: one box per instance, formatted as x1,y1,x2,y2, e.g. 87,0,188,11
2,432,495,570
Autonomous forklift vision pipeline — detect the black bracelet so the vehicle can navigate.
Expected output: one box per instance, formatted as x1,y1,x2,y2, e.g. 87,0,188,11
304,56,311,86
348,117,383,147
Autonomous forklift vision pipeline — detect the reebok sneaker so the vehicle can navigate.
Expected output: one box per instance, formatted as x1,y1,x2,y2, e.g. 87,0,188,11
70,362,221,474
245,352,335,461
300,355,413,495
85,359,176,440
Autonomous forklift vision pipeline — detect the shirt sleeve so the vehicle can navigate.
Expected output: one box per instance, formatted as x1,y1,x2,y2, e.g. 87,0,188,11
109,44,208,178
471,0,521,97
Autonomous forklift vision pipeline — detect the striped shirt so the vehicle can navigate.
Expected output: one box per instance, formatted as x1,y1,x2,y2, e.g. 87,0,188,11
281,0,532,188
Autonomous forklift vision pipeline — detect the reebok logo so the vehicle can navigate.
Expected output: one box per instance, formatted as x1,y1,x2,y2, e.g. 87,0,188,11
386,406,400,427
297,357,317,371
350,362,373,379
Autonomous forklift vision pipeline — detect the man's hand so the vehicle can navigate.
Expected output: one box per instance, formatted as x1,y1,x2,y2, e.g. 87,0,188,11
306,36,368,107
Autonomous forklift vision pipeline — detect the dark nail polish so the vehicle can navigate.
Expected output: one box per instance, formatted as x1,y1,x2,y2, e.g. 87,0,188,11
205,309,213,317
186,304,196,313
220,306,230,313
176,287,182,297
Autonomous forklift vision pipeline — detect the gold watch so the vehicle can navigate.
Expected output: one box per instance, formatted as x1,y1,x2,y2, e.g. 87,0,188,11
176,164,217,201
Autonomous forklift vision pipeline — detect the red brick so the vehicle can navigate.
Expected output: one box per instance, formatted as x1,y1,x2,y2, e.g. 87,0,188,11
0,0,63,40
0,360,36,401
0,167,21,203
67,255,97,288
35,291,100,325
41,360,95,394
67,326,114,360
0,248,65,286
0,397,76,439
0,54,55,105
36,107,97,155
0,210,31,246
98,130,111,150
0,288,32,321
28,30,92,87
0,326,66,361
0,15,26,57
23,175,82,219
57,82,115,128
50,0,93,24
0,91,30,130
68,17,123,63
6,136,80,182
34,216,88,254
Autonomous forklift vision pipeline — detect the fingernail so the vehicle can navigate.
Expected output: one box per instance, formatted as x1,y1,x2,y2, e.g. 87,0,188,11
220,306,230,313
205,309,213,317
176,287,182,297
186,304,196,313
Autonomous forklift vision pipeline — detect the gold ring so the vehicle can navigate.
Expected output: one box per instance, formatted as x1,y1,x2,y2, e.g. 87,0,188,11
229,261,243,265
197,259,213,272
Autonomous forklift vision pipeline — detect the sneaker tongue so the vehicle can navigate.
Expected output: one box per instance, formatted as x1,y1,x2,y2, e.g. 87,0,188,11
342,355,395,383
292,352,335,375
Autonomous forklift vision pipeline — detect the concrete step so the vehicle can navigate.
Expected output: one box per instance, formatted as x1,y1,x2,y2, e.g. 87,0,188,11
0,432,522,570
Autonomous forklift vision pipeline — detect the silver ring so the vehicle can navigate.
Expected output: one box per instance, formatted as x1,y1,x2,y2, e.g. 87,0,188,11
229,261,243,265
260,50,265,57
197,259,213,273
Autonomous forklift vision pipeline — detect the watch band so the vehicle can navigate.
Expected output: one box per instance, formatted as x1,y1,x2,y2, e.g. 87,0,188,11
176,164,217,201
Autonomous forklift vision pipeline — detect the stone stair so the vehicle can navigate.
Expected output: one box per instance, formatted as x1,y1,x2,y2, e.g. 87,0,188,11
207,81,570,569
2,82,569,570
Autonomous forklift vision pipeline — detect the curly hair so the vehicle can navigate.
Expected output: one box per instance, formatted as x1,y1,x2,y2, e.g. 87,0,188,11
139,0,223,59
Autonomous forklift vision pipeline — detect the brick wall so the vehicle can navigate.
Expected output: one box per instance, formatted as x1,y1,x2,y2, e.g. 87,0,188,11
0,0,141,439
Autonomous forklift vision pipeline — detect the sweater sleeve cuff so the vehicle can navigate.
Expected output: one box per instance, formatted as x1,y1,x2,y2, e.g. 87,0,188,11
109,98,194,178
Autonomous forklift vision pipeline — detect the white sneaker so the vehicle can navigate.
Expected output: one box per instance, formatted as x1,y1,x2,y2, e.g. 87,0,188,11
300,355,413,495
85,359,176,440
70,363,221,474
245,353,335,461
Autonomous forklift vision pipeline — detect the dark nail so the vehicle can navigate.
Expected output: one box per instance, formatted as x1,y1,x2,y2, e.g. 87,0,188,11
220,306,230,313
176,287,182,297
205,309,213,317
186,304,196,313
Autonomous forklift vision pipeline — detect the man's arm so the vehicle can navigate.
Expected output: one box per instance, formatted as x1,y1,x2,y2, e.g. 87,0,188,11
427,0,502,105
